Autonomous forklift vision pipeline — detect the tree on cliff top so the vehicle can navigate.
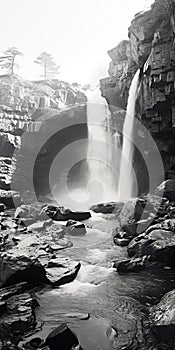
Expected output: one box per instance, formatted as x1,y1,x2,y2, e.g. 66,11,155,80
0,47,23,76
34,52,60,79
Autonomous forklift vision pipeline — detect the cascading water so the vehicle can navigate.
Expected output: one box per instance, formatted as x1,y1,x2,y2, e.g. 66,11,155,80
117,69,140,199
86,89,117,204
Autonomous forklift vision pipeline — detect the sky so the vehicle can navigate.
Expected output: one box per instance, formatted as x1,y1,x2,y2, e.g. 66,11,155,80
1,0,153,85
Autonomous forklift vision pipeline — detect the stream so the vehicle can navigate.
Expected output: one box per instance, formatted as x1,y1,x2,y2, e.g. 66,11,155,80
25,212,175,350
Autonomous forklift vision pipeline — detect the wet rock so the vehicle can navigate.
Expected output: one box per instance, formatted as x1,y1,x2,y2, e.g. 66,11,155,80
113,236,130,247
0,132,21,157
45,258,81,286
0,203,5,212
66,220,86,236
115,256,151,273
1,218,18,230
0,231,9,251
15,204,42,221
155,180,175,202
128,229,175,267
0,190,21,208
64,312,90,320
0,253,47,287
0,293,39,337
25,337,44,349
27,220,52,232
127,233,147,257
119,198,147,227
45,323,80,350
40,205,91,221
90,201,124,214
150,289,175,346
0,282,28,300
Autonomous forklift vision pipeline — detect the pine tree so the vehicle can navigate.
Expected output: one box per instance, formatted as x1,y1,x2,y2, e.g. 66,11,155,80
0,47,23,75
34,52,60,79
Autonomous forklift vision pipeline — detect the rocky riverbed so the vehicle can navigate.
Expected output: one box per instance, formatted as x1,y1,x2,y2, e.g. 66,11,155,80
0,180,175,349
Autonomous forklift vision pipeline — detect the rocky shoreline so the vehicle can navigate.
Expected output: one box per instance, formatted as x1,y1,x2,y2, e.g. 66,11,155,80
0,181,175,349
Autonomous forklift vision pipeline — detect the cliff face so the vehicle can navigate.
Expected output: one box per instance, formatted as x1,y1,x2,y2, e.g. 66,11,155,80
0,75,87,194
100,0,175,189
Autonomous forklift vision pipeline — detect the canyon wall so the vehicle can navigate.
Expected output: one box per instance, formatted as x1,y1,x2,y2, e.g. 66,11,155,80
100,0,175,192
0,75,87,196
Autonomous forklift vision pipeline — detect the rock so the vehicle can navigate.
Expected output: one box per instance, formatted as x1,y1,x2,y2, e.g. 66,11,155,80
0,282,28,300
1,218,18,230
115,256,151,273
27,220,52,232
14,204,42,221
0,132,21,157
45,258,81,286
150,289,175,346
45,323,80,350
127,229,175,268
64,312,90,320
119,197,155,235
114,236,130,247
40,205,91,221
66,220,86,236
0,203,5,212
90,201,123,214
0,231,9,251
0,292,39,337
127,233,147,257
155,180,175,202
0,253,47,287
0,190,21,208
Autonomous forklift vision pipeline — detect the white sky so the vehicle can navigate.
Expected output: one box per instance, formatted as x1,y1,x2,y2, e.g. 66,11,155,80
1,0,153,85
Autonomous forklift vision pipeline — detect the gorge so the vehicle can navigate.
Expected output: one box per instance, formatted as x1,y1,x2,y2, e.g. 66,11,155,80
1,1,175,350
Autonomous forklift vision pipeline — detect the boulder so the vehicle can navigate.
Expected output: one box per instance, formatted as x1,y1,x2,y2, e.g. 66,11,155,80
155,180,175,202
90,201,123,214
0,292,39,336
40,205,91,221
115,256,152,273
150,289,175,346
113,236,130,247
45,323,80,350
45,258,81,286
0,253,47,287
0,252,81,288
14,204,42,221
66,220,86,236
0,132,21,157
0,190,21,208
0,203,5,212
119,198,147,227
27,220,52,232
0,231,9,251
0,282,28,301
127,229,175,267
119,197,155,235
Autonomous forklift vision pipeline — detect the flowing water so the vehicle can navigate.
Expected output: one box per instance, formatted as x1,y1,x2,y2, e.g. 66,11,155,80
28,213,175,350
118,70,140,199
86,89,118,204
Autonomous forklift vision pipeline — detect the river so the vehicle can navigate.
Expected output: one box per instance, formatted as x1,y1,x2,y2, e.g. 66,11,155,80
25,212,175,349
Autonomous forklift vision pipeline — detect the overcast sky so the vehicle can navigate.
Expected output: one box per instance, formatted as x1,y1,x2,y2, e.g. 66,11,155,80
1,0,153,85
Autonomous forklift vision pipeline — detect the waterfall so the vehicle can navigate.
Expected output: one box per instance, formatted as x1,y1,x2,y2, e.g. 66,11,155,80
86,89,117,204
117,69,140,199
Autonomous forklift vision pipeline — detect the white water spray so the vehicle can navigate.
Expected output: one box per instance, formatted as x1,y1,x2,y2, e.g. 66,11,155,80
86,90,117,203
118,69,140,199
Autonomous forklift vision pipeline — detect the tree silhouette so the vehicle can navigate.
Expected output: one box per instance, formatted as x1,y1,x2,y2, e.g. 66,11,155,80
34,52,60,79
0,47,23,75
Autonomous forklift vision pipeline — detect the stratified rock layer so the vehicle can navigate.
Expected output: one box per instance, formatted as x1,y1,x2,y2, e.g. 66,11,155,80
100,0,175,193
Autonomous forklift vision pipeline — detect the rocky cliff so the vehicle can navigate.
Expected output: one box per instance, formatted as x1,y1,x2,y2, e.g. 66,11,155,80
0,75,87,196
100,0,175,189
